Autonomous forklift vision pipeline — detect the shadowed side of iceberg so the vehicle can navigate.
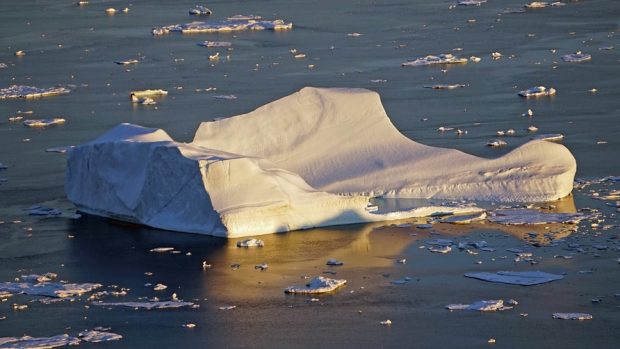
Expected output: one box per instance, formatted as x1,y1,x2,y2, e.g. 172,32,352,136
193,87,576,202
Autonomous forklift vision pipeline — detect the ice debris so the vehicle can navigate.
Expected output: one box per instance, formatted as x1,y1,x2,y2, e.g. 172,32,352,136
236,239,264,247
326,259,344,266
532,133,564,142
150,247,175,253
77,330,122,343
115,59,138,65
189,5,212,16
198,41,232,48
429,245,452,254
152,19,292,35
488,209,587,225
518,86,556,97
457,0,487,6
0,335,79,348
424,84,466,90
446,299,512,311
440,212,487,224
285,276,346,294
487,139,507,147
402,54,467,67
562,52,591,63
0,276,101,298
23,118,66,128
0,85,70,99
464,271,564,285
380,320,392,325
93,300,195,309
552,313,593,320
66,88,576,237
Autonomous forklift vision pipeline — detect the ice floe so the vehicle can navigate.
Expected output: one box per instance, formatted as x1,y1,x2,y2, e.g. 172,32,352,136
0,275,101,298
440,212,487,224
402,54,468,67
236,239,264,247
552,313,593,320
326,259,344,266
488,209,587,225
189,5,212,16
446,299,512,311
66,88,576,237
457,0,487,6
152,19,292,35
532,133,564,142
487,139,507,147
197,41,232,48
0,85,70,99
115,59,139,65
424,84,466,90
0,334,79,348
561,52,591,63
93,300,196,309
518,86,556,97
23,118,66,128
285,276,346,294
464,271,564,285
77,330,122,343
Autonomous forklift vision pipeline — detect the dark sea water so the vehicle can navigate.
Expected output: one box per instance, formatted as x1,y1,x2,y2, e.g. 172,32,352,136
1,1,619,348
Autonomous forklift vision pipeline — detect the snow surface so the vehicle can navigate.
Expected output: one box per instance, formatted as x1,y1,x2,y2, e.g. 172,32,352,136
66,87,576,237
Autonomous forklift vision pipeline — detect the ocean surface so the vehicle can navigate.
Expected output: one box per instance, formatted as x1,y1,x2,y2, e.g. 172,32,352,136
1,0,619,348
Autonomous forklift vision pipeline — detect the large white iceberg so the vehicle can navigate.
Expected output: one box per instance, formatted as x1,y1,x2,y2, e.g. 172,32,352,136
65,87,576,237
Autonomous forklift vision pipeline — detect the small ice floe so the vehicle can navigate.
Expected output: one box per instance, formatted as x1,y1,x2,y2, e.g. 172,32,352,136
284,276,346,294
429,245,452,254
152,19,292,35
130,89,168,102
446,299,512,311
491,52,502,59
524,2,550,9
0,334,79,348
457,0,487,6
402,54,467,67
532,133,564,142
15,50,26,56
552,313,593,320
189,5,212,16
77,330,123,343
598,46,614,51
527,125,538,133
197,41,232,48
522,108,534,117
437,127,454,132
1,280,101,298
0,63,8,69
470,56,481,62
347,32,362,37
93,300,196,309
489,209,586,225
464,271,564,285
183,323,196,328
236,238,264,247
212,94,238,100
255,263,268,271
46,146,76,154
218,305,236,310
153,283,167,291
115,59,139,65
23,118,66,127
208,52,220,61
149,247,174,253
105,8,117,14
24,205,62,216
424,84,466,90
441,212,487,224
487,139,507,147
0,85,70,99
380,319,392,326
561,52,591,63
326,259,344,266
518,86,556,97
391,276,412,285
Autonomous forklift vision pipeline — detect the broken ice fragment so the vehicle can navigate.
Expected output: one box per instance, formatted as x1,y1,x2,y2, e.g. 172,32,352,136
236,239,264,247
424,84,466,90
0,85,70,99
254,263,268,270
518,86,556,97
532,133,564,142
561,52,591,63
218,305,236,310
189,5,212,16
0,335,79,348
93,300,196,309
23,118,66,127
150,247,174,253
491,52,502,59
152,19,292,35
464,271,564,285
524,2,550,8
153,283,167,291
380,320,392,325
489,209,585,225
446,299,512,311
429,245,452,254
440,212,486,224
77,330,122,343
115,59,139,65
391,276,412,285
487,139,507,147
457,0,487,6
326,259,344,266
402,54,467,67
552,313,593,320
527,125,538,133
197,41,232,48
130,89,168,99
0,280,101,298
285,276,346,294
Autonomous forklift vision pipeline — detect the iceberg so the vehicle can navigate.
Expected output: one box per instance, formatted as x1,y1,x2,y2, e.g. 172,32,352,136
66,87,576,237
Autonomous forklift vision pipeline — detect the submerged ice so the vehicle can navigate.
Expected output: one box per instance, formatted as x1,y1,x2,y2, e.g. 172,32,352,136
66,87,576,237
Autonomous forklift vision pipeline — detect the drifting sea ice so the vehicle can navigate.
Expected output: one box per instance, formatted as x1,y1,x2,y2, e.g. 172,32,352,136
532,133,564,142
236,239,264,247
424,84,466,90
488,209,587,225
464,271,564,285
552,313,593,320
445,299,512,311
152,19,292,35
440,212,487,224
23,118,66,128
561,52,591,63
92,300,196,309
189,5,212,16
457,0,487,6
402,54,468,67
77,330,122,343
285,276,346,294
0,334,79,349
0,85,70,99
518,86,556,97
197,41,232,48
0,277,102,298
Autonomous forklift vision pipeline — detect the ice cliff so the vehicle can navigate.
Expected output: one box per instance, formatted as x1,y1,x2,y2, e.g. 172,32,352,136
66,88,576,237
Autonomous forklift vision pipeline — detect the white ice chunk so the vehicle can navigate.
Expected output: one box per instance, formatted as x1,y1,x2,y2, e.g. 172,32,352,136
284,276,346,294
23,118,66,128
446,299,512,311
115,59,139,65
236,239,264,247
197,41,232,48
440,212,486,224
561,52,591,63
0,281,101,298
402,54,467,67
0,85,70,99
424,84,466,90
457,0,487,6
77,330,122,343
487,139,507,147
532,133,564,142
464,271,564,285
0,334,79,348
150,247,175,253
525,2,549,8
488,209,587,225
429,245,452,254
189,5,212,16
518,86,556,97
152,19,292,35
93,300,195,309
552,313,593,320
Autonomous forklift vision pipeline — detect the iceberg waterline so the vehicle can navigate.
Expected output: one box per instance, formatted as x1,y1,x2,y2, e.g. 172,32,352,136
65,87,576,237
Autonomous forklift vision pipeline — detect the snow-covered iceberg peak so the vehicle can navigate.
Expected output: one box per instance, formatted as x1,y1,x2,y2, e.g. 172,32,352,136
66,88,576,237
194,87,576,202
